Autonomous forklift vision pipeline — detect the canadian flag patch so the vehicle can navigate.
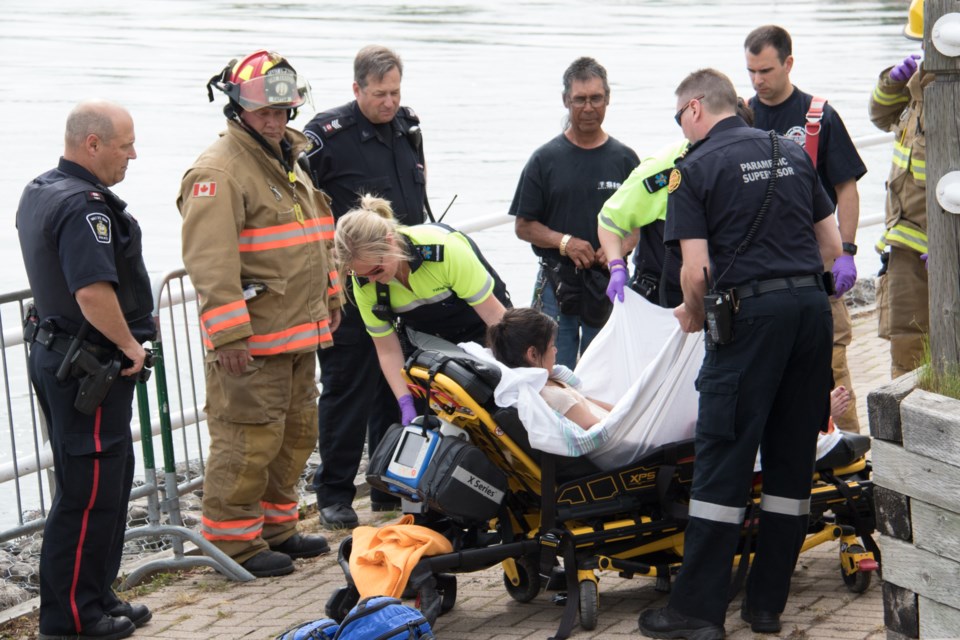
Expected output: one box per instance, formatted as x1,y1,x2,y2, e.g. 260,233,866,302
192,181,217,197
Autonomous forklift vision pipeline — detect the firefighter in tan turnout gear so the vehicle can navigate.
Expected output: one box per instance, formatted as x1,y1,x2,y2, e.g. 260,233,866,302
178,50,343,577
870,0,931,379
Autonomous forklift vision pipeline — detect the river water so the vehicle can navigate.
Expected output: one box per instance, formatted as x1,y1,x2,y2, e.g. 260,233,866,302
0,0,913,525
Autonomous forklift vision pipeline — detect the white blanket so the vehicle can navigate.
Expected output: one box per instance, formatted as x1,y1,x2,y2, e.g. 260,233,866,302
461,290,702,469
460,289,844,472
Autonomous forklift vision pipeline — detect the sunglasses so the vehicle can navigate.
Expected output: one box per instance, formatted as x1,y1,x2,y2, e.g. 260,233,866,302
352,259,384,278
674,94,704,126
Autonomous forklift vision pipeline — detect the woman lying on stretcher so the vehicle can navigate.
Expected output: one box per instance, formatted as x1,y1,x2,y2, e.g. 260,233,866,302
487,307,612,430
487,306,852,433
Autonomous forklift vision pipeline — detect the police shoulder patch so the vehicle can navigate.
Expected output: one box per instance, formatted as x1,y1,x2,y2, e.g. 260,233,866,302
667,168,682,194
86,212,112,244
318,114,355,139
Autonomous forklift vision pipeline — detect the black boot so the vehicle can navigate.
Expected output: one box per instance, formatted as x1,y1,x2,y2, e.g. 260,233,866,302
740,600,781,634
39,615,135,640
104,598,152,628
241,549,295,577
638,606,725,639
271,533,330,559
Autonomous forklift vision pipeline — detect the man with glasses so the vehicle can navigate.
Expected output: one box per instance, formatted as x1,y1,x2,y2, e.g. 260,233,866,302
509,56,638,369
744,25,866,433
304,45,429,529
638,68,840,640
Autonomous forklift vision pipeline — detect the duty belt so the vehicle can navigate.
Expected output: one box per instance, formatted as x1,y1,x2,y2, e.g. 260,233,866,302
733,274,822,300
25,322,116,360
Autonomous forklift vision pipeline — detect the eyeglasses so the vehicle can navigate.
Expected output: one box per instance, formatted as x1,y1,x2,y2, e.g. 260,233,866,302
351,258,384,278
569,94,607,108
674,95,705,126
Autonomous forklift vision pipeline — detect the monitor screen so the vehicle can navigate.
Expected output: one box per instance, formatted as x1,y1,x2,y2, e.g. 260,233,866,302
395,431,426,467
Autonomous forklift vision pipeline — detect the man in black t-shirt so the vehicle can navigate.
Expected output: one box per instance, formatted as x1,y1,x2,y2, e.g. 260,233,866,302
509,57,638,368
745,25,867,433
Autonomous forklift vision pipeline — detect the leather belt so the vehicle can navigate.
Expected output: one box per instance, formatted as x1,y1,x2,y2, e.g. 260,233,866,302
30,325,115,360
733,275,822,300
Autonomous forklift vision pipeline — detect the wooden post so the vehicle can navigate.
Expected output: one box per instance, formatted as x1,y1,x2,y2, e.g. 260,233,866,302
924,0,960,372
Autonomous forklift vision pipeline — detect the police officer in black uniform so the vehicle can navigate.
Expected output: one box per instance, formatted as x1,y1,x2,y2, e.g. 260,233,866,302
303,45,429,529
638,70,841,640
16,100,155,640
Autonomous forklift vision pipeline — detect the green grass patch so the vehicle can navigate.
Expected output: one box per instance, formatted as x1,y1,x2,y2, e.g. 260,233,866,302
916,337,960,401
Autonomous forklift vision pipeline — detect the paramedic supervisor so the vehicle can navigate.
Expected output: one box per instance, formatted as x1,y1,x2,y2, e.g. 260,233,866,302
334,195,508,426
638,69,840,640
178,50,341,578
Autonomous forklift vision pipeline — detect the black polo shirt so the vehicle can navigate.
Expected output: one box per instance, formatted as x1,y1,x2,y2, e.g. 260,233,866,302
665,116,834,289
16,158,154,342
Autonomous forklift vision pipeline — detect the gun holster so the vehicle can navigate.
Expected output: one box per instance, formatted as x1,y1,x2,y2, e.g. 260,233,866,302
75,356,122,415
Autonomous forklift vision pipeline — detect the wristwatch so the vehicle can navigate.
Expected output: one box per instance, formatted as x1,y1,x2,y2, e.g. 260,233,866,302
842,242,858,256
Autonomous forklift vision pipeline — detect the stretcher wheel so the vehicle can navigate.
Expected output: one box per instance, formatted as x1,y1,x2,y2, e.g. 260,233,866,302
503,557,541,603
325,585,359,622
841,544,872,594
578,579,599,631
437,573,457,614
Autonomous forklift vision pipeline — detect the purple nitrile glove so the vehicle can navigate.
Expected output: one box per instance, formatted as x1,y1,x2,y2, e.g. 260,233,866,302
832,254,857,297
606,269,627,303
921,253,928,270
890,54,921,82
398,394,416,425
606,259,628,303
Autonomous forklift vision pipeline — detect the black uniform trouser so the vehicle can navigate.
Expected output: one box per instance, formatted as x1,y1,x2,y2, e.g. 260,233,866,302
315,310,399,507
29,346,135,635
668,286,833,626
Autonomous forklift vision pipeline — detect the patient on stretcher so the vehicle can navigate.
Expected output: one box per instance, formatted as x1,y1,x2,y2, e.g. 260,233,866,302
487,308,612,430
478,298,862,470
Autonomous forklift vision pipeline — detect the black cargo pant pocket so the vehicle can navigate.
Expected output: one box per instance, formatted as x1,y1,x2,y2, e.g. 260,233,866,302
695,365,741,440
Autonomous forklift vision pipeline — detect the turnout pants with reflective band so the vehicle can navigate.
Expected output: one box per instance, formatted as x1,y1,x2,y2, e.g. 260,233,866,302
201,352,319,562
29,346,136,636
314,310,399,507
829,296,859,433
877,245,929,378
668,287,833,626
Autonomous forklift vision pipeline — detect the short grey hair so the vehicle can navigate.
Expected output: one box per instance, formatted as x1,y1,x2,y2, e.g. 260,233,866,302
64,100,119,149
354,45,403,88
675,68,738,115
562,57,610,97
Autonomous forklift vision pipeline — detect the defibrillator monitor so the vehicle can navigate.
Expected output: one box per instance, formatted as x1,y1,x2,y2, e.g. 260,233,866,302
384,425,441,496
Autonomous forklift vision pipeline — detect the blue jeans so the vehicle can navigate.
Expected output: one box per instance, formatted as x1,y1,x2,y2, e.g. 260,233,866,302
534,267,601,369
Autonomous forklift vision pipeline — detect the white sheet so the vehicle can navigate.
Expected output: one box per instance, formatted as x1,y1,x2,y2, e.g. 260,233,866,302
461,289,703,469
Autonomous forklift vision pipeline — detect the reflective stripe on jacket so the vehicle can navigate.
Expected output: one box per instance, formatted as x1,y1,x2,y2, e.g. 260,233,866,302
179,120,342,354
869,66,932,254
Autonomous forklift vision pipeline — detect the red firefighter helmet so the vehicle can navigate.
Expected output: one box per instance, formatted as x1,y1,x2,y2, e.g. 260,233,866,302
209,50,312,113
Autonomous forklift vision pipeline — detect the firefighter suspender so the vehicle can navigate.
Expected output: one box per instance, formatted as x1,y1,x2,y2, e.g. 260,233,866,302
804,96,827,167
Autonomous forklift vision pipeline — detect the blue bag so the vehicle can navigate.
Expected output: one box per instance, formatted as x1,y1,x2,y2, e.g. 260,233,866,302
276,617,339,640
335,595,434,640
